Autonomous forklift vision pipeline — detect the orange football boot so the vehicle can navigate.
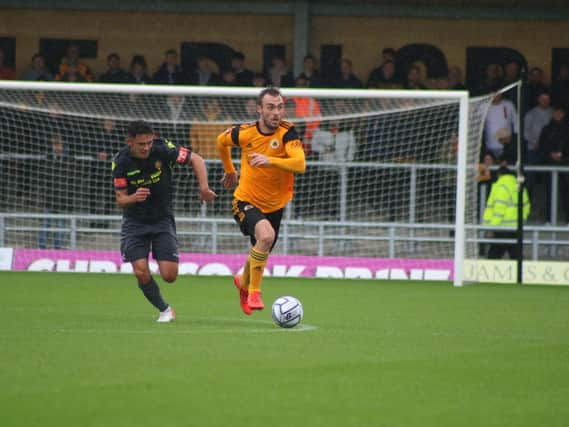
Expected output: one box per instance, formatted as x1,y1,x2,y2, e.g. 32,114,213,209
247,291,264,311
233,274,252,315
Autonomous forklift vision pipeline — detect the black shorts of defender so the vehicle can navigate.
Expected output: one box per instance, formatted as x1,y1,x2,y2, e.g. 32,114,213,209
232,199,283,252
120,215,179,263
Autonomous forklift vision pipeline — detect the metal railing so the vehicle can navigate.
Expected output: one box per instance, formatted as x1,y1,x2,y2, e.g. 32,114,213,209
1,160,568,259
1,212,569,261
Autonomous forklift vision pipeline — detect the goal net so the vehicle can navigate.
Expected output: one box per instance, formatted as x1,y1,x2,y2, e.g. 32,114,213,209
0,81,495,285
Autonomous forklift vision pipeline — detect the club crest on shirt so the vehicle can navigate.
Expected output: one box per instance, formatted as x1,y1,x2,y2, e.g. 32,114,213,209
155,160,162,170
270,139,280,149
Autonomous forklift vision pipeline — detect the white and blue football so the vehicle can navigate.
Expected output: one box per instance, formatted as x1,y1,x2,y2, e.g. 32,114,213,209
271,296,303,328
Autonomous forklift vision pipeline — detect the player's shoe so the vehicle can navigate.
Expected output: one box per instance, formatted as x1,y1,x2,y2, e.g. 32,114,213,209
156,306,176,323
247,291,264,311
233,274,252,316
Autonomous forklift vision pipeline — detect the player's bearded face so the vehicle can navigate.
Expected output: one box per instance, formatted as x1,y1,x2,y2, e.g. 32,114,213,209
128,133,154,159
259,95,284,132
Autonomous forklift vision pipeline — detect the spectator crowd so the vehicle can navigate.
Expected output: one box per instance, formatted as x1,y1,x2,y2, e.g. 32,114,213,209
1,43,569,235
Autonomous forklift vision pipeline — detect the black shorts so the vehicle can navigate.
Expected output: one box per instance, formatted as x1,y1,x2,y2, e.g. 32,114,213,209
231,199,283,251
120,215,179,263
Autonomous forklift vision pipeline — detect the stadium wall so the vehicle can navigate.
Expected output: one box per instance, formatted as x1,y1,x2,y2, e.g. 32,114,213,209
311,15,569,85
0,9,293,78
2,8,568,83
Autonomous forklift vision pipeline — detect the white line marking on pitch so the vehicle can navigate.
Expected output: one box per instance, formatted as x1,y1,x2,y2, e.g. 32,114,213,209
48,317,319,335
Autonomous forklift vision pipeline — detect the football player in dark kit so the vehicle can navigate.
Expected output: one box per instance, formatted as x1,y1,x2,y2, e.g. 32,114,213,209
112,120,216,322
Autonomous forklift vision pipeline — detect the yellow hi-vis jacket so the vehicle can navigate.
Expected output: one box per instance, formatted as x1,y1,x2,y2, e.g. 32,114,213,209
483,174,530,227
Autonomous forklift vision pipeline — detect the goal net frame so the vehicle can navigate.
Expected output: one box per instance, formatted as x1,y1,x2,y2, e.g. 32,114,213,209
0,80,475,286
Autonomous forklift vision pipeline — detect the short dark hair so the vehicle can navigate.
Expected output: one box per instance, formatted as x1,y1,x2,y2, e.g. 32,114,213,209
233,51,245,60
383,48,396,56
257,87,282,106
107,53,120,61
497,165,512,176
130,55,147,68
482,150,497,163
127,120,154,139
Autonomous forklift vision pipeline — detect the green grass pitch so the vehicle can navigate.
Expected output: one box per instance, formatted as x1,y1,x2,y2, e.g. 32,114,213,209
1,271,568,427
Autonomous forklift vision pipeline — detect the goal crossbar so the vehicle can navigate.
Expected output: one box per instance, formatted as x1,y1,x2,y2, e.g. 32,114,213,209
0,80,480,286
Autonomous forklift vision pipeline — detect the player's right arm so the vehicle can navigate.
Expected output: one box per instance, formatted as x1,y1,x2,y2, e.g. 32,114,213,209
112,155,150,208
114,188,151,208
217,126,239,189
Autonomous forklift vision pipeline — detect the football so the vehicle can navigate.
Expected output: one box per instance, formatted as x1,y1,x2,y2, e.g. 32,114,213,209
271,296,303,328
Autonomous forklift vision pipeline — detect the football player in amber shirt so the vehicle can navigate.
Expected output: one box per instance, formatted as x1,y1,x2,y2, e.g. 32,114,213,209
217,87,306,314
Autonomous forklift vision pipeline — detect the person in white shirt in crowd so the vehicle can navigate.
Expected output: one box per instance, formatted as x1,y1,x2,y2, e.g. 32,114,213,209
483,84,518,164
311,104,356,163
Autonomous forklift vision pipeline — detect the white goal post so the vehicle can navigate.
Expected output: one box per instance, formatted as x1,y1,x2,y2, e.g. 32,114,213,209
0,80,494,286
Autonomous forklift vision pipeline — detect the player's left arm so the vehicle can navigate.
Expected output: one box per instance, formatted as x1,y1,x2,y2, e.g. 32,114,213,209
162,137,216,202
267,140,306,173
249,127,306,173
188,152,217,203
